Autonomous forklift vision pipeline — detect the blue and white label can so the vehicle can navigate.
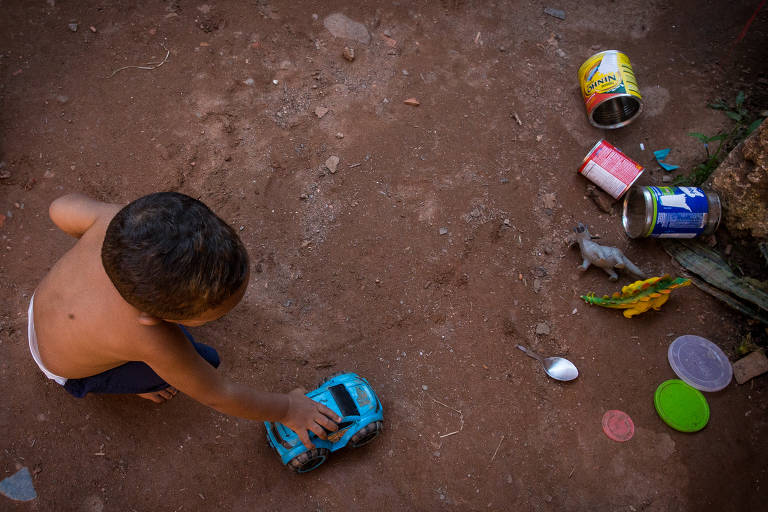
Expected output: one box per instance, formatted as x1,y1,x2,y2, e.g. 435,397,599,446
622,186,721,239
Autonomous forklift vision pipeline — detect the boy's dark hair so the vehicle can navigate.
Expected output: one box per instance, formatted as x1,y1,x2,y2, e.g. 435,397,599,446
102,192,249,319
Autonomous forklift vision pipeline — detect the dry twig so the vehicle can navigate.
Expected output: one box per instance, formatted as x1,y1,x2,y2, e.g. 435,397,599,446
107,44,170,79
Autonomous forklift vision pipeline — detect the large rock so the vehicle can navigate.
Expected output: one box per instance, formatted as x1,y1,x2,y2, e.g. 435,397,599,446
323,13,370,44
707,119,768,240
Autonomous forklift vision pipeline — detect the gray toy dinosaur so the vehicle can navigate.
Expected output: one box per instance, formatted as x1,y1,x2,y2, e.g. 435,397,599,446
570,223,645,281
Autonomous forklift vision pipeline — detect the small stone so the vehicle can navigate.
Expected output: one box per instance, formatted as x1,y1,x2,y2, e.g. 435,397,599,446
535,322,550,335
404,98,420,106
585,184,614,213
543,7,566,20
68,23,78,32
89,25,97,33
56,95,69,104
422,385,428,391
662,174,674,183
272,79,279,85
503,218,511,226
342,46,355,62
533,279,542,293
555,48,566,58
243,78,255,86
733,351,768,384
335,132,344,139
470,208,481,218
314,106,329,118
325,155,340,174
542,192,557,210
43,170,55,178
536,134,543,142
500,177,510,184
401,69,409,76
439,227,448,235
299,193,308,200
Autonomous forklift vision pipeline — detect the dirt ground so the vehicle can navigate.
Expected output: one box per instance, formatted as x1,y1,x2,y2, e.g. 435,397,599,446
1,1,767,510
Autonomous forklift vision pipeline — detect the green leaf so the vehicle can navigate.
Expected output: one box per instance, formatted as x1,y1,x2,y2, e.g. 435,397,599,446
688,132,709,143
746,118,764,136
708,102,728,110
736,90,745,107
725,111,742,122
706,133,728,142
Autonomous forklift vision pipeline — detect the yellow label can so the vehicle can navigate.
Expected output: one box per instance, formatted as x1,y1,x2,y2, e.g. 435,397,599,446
578,50,643,129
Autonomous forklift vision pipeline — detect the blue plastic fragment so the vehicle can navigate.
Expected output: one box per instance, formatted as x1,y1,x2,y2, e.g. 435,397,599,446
0,467,37,502
654,148,680,171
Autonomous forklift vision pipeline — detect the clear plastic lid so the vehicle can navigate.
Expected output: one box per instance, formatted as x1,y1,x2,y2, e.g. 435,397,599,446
668,335,733,392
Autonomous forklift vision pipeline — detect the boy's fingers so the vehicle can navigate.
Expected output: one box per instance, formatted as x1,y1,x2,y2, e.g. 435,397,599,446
315,414,338,432
309,423,328,440
297,431,314,450
317,403,342,423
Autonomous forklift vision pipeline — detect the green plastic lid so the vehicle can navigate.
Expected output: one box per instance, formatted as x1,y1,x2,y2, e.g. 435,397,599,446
654,379,710,432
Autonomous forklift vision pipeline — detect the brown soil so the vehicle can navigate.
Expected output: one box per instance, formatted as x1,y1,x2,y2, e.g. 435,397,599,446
1,1,767,511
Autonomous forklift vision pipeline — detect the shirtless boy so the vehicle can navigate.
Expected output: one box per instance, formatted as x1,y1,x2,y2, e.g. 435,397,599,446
29,192,339,449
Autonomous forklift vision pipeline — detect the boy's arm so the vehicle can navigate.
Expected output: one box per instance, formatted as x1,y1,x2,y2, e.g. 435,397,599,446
49,193,121,238
135,324,340,449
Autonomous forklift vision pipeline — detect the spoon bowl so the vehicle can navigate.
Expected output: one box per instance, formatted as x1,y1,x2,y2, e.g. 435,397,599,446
517,345,579,381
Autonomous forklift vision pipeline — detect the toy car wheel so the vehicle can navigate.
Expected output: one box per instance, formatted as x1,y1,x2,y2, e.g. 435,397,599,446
288,448,330,473
349,421,383,448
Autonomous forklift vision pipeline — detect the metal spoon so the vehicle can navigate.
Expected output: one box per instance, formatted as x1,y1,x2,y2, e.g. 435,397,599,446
516,345,579,381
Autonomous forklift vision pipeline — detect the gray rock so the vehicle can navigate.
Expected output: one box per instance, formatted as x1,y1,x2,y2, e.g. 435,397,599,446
68,23,78,32
325,155,340,174
535,322,550,335
323,13,371,44
439,227,448,235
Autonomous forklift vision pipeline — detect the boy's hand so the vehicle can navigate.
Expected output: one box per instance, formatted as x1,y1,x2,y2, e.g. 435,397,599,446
282,388,342,450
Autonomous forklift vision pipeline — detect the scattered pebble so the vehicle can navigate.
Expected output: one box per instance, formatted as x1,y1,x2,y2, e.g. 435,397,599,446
555,48,567,58
56,95,69,104
640,143,646,151
243,78,255,86
323,12,371,44
536,134,543,142
542,192,557,210
422,385,428,391
404,98,420,106
89,25,97,33
661,174,674,183
543,7,566,20
401,69,409,76
535,322,551,335
342,47,355,62
335,132,344,139
439,227,448,235
272,79,279,85
503,218,511,226
325,155,340,174
67,22,78,32
315,106,329,118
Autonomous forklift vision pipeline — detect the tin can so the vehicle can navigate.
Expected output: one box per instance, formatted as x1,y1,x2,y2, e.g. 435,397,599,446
578,139,644,199
578,50,644,129
622,186,721,238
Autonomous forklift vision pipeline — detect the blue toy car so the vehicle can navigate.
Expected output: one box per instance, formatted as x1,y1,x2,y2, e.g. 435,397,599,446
264,373,384,473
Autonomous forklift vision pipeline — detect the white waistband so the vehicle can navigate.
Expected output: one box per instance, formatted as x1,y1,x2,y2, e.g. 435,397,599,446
28,296,67,385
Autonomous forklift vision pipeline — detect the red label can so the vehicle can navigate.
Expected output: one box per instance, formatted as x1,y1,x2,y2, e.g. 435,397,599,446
578,139,644,199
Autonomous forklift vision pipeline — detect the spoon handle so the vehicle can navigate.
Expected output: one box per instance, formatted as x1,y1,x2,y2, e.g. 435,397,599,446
516,344,544,362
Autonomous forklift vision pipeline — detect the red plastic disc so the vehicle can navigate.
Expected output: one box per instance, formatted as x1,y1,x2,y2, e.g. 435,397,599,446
602,410,635,442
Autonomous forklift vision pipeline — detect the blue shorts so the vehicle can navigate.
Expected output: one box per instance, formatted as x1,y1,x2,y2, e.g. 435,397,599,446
63,326,220,398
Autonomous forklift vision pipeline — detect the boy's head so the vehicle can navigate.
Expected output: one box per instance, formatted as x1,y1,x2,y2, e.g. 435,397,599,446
102,192,250,323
